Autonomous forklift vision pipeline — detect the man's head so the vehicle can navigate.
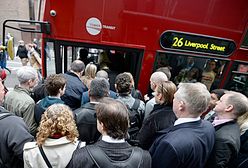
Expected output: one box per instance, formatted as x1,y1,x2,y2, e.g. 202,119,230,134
214,91,248,119
208,89,226,110
70,60,85,75
96,97,129,139
115,73,132,94
17,66,38,89
156,67,171,80
173,82,210,118
96,70,108,80
150,71,168,91
89,78,109,101
45,74,66,97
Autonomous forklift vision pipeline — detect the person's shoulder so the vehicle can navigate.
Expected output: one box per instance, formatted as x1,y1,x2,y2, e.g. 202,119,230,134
23,141,37,150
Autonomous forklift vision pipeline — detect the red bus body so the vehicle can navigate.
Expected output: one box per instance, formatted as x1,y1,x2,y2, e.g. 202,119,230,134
42,0,248,94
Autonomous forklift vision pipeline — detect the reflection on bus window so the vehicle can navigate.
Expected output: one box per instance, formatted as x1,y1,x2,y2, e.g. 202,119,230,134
154,52,227,91
45,42,55,76
226,63,248,96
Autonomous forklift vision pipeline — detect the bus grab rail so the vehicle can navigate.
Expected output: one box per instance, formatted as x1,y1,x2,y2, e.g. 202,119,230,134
2,19,50,45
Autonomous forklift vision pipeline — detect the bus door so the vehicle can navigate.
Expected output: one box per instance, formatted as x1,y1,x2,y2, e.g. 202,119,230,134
43,40,144,91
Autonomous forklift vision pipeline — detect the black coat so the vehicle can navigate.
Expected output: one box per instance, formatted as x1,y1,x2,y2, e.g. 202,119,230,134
74,103,100,144
67,140,151,168
16,45,28,59
137,104,176,150
0,107,34,168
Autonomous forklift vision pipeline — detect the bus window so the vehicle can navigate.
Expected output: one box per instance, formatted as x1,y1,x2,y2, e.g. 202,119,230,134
45,41,56,76
225,63,248,96
154,52,228,91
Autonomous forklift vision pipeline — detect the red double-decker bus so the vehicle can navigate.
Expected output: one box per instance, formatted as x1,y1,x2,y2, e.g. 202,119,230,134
39,0,248,95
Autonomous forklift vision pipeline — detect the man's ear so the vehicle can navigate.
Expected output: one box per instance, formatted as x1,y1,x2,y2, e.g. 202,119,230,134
225,104,234,113
179,100,185,111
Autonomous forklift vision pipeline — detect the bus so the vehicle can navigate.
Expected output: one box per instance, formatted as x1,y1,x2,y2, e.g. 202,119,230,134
12,0,248,95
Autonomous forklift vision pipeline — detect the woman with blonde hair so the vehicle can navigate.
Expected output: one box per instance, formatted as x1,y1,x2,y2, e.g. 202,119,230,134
81,62,97,89
23,104,85,168
137,81,177,150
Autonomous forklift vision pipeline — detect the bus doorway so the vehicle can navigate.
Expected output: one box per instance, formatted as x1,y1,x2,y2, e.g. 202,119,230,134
44,40,144,91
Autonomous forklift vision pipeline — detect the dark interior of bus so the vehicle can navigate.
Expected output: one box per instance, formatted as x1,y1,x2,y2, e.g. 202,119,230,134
154,52,248,96
44,40,143,91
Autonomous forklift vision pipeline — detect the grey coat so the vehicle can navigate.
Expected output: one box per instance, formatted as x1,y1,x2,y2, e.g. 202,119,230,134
4,85,37,135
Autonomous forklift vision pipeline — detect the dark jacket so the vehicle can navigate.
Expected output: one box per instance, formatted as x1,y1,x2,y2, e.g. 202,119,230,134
229,130,248,168
81,90,117,106
61,72,87,109
137,104,176,150
34,96,64,124
207,121,241,168
16,45,28,59
74,103,100,144
67,140,151,168
150,120,215,168
0,107,34,168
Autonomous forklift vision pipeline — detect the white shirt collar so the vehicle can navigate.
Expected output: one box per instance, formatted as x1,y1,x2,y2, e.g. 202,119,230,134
102,135,125,143
174,117,201,126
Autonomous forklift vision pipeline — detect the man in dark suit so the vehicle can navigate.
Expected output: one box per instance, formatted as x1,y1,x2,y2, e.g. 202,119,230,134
68,98,151,168
150,82,215,168
206,91,248,168
61,60,87,109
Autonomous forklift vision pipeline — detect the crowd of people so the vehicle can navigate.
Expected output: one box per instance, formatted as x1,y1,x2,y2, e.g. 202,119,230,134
0,55,248,168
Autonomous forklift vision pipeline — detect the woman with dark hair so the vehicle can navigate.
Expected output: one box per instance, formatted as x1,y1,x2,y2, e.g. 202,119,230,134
23,104,85,168
137,81,177,150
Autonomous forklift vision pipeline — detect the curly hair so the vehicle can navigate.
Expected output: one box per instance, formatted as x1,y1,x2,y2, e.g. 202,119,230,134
115,73,132,93
36,104,79,146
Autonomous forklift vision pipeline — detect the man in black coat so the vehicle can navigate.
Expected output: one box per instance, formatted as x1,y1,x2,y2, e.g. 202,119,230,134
74,78,110,144
68,98,151,168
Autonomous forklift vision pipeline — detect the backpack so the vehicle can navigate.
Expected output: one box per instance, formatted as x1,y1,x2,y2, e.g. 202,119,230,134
85,145,143,168
128,99,142,141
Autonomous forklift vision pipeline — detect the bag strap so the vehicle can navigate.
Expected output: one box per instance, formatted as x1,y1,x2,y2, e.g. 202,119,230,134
85,146,101,168
76,140,82,149
131,99,140,110
86,145,143,168
39,146,53,168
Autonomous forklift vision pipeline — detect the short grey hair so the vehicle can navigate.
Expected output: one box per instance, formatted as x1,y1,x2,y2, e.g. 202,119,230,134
70,60,85,73
150,71,168,84
175,82,210,115
96,70,108,79
89,78,110,99
17,66,37,84
225,91,248,118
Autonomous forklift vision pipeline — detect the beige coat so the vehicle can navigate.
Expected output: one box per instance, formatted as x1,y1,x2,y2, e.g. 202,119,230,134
23,137,85,168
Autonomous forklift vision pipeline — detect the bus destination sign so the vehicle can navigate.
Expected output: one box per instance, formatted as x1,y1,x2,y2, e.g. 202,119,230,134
160,31,236,56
